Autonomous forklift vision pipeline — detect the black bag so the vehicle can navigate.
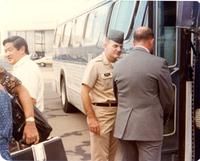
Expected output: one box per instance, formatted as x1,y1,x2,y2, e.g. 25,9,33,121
11,97,52,143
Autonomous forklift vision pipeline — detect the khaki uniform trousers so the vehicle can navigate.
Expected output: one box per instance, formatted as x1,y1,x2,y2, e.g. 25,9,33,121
89,106,118,161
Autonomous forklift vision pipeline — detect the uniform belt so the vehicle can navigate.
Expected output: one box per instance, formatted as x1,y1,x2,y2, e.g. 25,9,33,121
92,102,117,107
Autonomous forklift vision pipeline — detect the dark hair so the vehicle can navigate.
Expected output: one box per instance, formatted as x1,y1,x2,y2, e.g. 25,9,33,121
133,27,154,42
3,36,29,54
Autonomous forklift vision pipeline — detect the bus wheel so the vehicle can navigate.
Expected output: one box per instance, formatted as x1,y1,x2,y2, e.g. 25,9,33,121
60,78,73,113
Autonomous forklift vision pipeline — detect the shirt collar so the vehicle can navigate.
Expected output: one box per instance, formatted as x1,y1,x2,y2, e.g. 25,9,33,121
134,45,150,53
102,52,112,66
13,55,29,69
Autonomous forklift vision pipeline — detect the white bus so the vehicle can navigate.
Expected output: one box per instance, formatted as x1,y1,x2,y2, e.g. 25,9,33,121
53,1,200,160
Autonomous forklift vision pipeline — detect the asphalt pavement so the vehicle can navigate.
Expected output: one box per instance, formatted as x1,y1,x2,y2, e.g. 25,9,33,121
41,67,90,161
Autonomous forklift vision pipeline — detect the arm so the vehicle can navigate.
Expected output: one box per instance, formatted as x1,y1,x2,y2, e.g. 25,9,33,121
158,60,174,123
0,67,39,144
31,98,37,106
113,80,118,103
13,85,39,144
113,65,118,103
81,84,100,135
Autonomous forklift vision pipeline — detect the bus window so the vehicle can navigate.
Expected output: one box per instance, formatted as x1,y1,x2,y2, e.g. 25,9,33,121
71,15,86,47
61,21,72,47
54,25,64,47
84,13,95,44
156,1,176,66
133,1,148,30
70,20,77,46
84,4,110,45
108,0,137,39
143,4,149,26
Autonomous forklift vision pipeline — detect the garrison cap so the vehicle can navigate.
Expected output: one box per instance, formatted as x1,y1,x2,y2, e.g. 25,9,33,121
107,29,124,44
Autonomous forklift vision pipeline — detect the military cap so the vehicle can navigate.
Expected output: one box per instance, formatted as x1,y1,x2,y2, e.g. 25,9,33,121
107,29,124,44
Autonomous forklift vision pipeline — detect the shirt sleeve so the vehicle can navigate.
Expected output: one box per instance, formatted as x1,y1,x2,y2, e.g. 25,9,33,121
12,65,42,100
82,61,98,88
0,67,21,95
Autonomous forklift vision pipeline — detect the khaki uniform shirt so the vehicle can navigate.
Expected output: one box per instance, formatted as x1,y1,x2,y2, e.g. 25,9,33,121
0,66,21,95
82,53,116,103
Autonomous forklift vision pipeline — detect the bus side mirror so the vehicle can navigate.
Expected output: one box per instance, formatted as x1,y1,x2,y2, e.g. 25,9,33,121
176,1,200,30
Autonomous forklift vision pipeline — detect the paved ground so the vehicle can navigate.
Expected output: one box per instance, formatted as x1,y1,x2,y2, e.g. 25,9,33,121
41,67,91,161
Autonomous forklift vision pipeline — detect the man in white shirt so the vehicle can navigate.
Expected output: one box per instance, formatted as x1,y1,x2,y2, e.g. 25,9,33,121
3,36,44,112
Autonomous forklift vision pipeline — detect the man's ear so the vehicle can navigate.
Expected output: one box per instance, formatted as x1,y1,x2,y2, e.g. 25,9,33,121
103,38,109,48
151,38,155,45
19,46,26,53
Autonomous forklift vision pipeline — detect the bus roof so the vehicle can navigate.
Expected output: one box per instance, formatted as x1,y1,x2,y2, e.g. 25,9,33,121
57,0,113,26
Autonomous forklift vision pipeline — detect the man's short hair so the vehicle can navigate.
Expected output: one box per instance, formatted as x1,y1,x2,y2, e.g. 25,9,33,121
3,36,29,54
133,27,154,41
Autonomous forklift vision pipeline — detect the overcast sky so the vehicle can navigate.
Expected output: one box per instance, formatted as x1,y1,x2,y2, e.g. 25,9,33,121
0,0,97,30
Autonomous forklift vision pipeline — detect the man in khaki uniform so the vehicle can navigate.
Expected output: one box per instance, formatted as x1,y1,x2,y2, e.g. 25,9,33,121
81,30,124,161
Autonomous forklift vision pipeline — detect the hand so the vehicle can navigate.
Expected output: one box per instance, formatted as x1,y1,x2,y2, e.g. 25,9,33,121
23,122,39,144
87,116,100,135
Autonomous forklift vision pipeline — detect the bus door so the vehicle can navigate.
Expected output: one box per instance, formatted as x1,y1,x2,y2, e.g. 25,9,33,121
155,1,181,161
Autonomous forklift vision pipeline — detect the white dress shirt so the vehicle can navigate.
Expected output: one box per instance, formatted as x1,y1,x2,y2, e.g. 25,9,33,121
12,55,44,112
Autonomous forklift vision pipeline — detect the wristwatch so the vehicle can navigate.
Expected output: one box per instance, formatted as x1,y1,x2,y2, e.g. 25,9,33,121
26,116,35,122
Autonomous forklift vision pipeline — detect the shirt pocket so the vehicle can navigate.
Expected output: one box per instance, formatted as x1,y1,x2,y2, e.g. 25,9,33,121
100,72,113,90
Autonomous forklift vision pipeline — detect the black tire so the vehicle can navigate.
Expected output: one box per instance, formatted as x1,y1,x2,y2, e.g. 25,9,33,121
60,77,74,113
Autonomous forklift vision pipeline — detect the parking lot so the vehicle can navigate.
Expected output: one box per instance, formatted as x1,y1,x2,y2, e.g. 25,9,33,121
42,67,90,161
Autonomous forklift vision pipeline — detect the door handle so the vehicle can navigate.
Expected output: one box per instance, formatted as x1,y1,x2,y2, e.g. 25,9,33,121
170,67,179,75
